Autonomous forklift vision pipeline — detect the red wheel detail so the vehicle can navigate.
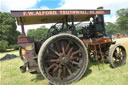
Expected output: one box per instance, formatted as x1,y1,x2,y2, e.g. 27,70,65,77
38,33,88,85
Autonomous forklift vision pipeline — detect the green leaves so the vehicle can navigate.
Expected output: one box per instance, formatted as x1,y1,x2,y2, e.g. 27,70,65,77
105,22,119,35
0,40,8,51
27,26,48,41
116,8,128,33
116,8,128,17
105,8,128,35
0,12,21,51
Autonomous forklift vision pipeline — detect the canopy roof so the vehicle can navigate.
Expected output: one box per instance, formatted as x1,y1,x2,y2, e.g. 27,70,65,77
11,9,110,25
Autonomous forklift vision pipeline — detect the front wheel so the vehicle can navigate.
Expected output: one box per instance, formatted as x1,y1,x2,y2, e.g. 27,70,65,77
38,33,88,85
109,44,127,68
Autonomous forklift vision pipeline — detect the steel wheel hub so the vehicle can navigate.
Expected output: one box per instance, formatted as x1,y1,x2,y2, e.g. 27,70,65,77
62,55,69,64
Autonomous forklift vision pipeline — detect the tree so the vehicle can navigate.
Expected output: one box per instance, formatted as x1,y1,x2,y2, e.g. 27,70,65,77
105,8,128,35
27,26,48,41
105,22,120,35
0,12,21,51
116,8,128,33
0,40,8,51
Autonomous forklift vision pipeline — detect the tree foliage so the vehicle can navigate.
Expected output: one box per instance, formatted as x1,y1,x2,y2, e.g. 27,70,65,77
105,8,128,35
0,12,21,51
0,40,8,51
105,22,119,35
116,8,128,33
27,26,48,41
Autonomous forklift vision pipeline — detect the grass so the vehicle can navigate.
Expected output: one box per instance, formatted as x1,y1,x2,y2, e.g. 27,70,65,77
0,38,128,85
72,59,128,85
0,51,48,85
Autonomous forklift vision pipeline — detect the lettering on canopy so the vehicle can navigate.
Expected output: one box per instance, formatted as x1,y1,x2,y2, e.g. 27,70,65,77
22,10,108,16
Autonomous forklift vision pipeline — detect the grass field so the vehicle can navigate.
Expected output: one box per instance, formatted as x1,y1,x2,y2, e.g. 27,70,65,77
0,38,128,85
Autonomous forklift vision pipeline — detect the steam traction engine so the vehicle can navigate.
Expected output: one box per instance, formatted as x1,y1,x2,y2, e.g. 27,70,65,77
11,8,127,85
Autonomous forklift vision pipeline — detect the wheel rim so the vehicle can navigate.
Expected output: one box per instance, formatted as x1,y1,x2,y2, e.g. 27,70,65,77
38,34,88,84
110,45,127,67
45,39,84,80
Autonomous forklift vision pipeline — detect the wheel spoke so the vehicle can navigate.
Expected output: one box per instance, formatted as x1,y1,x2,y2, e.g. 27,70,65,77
68,63,77,70
61,41,65,54
58,69,62,79
47,55,58,58
49,47,60,57
65,65,72,75
63,66,66,77
71,61,79,65
114,52,118,58
56,41,61,53
53,65,59,73
119,49,124,60
70,56,79,60
65,41,71,52
67,47,73,56
71,49,80,58
118,48,121,58
121,50,125,58
119,48,121,54
48,64,57,71
47,59,59,63
72,49,80,55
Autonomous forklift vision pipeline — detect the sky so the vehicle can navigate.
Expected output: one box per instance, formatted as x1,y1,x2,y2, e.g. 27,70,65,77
0,0,128,32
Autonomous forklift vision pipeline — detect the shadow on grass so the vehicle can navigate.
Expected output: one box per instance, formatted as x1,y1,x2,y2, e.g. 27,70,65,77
81,59,109,79
30,62,95,83
80,62,97,79
0,54,19,61
31,74,45,82
30,60,111,82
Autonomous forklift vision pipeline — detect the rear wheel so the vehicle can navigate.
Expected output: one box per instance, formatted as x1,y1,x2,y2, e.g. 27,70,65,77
38,33,88,85
109,44,127,68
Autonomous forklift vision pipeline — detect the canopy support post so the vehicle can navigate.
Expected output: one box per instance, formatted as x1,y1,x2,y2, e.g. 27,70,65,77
20,17,26,37
71,15,75,29
65,15,68,28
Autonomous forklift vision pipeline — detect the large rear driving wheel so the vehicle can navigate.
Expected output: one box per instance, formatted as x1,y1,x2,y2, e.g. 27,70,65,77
38,33,88,85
